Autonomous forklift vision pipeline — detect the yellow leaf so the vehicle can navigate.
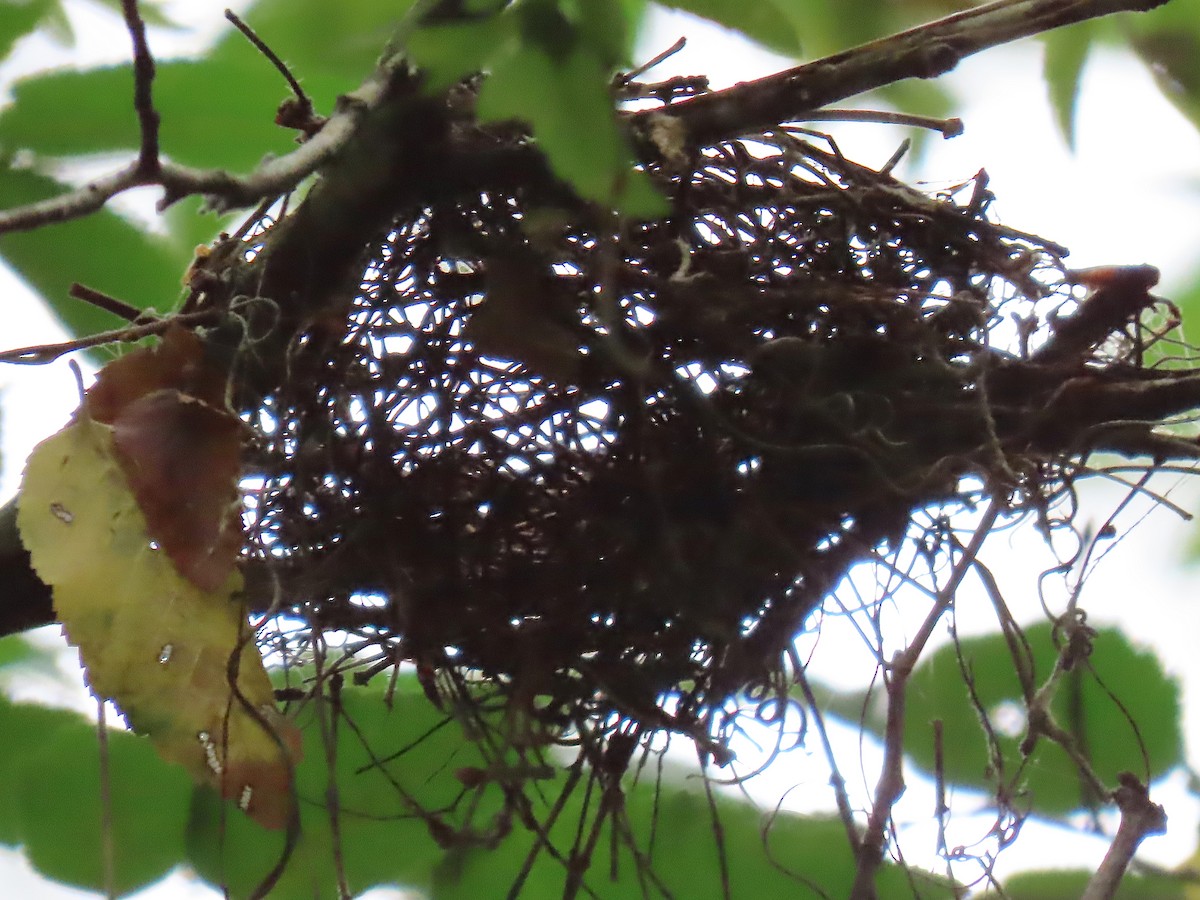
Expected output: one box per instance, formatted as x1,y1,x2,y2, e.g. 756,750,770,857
17,416,299,829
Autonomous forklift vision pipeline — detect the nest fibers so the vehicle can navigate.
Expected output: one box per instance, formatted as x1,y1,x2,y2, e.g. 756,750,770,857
231,96,1185,785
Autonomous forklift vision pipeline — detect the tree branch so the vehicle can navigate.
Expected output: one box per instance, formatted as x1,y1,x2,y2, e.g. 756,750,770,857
642,0,1171,147
0,54,403,234
0,498,54,637
1081,773,1167,900
120,0,160,176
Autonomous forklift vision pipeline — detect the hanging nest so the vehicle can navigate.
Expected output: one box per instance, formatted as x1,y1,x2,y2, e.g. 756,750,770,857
182,67,1193,800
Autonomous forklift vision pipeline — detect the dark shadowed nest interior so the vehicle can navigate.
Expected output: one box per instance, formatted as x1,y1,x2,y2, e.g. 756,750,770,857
197,69,1194,859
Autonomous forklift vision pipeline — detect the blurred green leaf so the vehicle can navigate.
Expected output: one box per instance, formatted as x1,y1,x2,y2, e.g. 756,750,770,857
0,699,81,846
1172,265,1200,381
435,779,955,899
0,635,67,700
406,17,517,93
899,623,1182,816
654,0,804,57
184,675,952,898
185,677,487,898
161,194,234,255
16,717,192,895
476,42,666,217
87,0,176,29
0,672,956,897
0,634,36,671
1043,21,1096,149
1004,868,1186,899
0,0,57,63
0,56,298,171
572,0,647,70
0,166,193,342
1128,1,1200,133
408,1,663,216
220,0,415,95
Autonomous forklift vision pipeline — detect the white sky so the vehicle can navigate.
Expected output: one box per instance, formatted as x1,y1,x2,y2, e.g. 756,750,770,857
2,2,1200,897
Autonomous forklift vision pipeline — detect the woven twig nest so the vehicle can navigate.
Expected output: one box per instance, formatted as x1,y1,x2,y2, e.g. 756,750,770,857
226,89,1179,774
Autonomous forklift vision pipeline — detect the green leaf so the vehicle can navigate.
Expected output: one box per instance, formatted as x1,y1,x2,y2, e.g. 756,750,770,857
0,57,299,171
16,718,192,895
0,699,82,846
218,0,414,91
0,0,57,63
0,634,37,671
405,17,518,93
1128,1,1200,135
572,0,647,70
476,43,666,217
655,0,805,57
1043,21,1095,149
0,166,192,342
434,779,955,899
1174,261,1200,330
185,674,949,898
1003,868,1186,899
185,677,481,897
2,672,955,896
86,0,177,29
161,195,234,261
0,635,67,703
900,623,1182,816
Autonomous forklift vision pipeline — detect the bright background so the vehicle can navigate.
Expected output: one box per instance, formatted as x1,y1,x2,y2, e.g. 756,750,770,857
1,2,1199,896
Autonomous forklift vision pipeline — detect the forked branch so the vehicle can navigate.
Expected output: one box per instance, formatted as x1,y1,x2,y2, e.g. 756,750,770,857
0,2,405,233
0,0,1171,235
1082,774,1167,900
849,503,1001,899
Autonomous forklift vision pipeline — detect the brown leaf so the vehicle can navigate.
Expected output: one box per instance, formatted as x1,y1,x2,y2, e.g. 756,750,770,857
84,325,229,425
112,388,244,591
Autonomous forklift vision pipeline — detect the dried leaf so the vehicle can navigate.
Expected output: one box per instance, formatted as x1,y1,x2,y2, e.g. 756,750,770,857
82,325,228,424
112,389,244,591
81,325,243,590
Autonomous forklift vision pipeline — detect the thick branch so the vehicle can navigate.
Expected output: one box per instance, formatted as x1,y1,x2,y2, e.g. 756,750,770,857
644,0,1171,147
1081,774,1167,900
0,499,53,636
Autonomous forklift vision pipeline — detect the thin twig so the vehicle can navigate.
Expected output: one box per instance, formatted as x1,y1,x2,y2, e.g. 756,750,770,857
801,108,963,137
795,667,860,854
69,282,148,323
849,501,1001,900
617,36,687,85
224,617,301,900
224,9,310,107
0,309,220,364
311,636,352,900
120,0,160,174
96,699,116,900
932,720,950,870
699,755,732,900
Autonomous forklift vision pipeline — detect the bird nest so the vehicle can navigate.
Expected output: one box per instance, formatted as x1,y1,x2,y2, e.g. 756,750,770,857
228,95,1185,776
